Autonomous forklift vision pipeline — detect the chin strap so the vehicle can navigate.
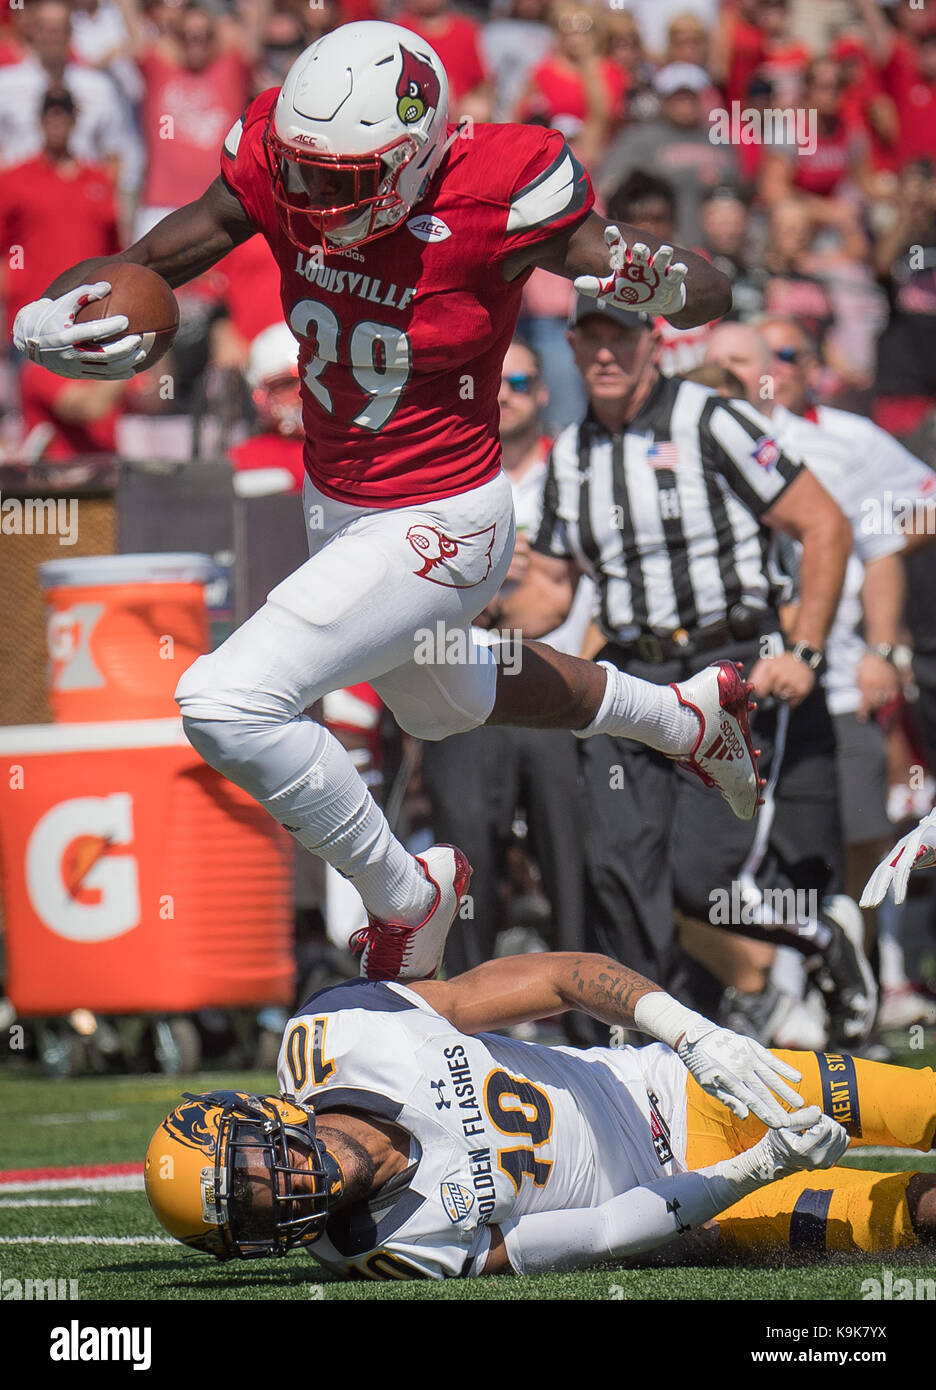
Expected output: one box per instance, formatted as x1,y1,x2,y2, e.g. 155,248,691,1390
322,1147,346,1205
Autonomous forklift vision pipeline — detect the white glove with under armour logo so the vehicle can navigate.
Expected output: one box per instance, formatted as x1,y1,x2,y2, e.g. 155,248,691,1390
736,1107,850,1183
634,992,804,1128
13,284,145,380
574,226,688,318
860,808,936,907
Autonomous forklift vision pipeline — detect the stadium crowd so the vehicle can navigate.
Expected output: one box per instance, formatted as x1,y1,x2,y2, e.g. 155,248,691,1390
1,0,935,1062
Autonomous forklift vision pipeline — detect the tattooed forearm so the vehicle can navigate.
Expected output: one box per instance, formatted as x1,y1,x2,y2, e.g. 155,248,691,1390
566,955,663,1026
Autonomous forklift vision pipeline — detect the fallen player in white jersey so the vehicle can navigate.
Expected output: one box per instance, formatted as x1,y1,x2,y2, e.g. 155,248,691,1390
145,952,936,1279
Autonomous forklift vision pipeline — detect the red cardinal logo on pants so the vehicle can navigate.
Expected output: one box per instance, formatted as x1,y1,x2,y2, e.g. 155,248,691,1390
406,523,496,587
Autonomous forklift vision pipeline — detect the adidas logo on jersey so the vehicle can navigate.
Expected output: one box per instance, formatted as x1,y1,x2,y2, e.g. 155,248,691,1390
407,214,452,243
440,1179,475,1224
703,718,745,763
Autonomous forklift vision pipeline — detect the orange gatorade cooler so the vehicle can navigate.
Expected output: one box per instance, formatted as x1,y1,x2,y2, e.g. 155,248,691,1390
0,720,295,1016
38,554,215,722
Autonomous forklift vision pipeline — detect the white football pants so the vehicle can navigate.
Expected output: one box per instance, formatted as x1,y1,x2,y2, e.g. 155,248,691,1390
174,472,515,925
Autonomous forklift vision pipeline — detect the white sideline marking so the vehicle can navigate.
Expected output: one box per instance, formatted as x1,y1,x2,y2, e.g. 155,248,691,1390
0,1174,143,1194
0,1198,98,1208
0,1236,174,1246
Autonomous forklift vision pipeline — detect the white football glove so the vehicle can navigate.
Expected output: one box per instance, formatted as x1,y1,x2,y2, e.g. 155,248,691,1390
634,993,803,1128
574,226,688,318
13,283,145,380
738,1107,850,1183
677,1020,804,1128
860,808,936,907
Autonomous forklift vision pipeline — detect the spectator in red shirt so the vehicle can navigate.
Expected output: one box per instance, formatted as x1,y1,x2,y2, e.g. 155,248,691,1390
602,8,656,125
209,234,287,372
854,0,936,169
759,58,873,226
716,0,810,109
119,0,271,238
832,33,899,178
0,88,120,340
515,3,624,161
18,360,126,460
395,0,490,120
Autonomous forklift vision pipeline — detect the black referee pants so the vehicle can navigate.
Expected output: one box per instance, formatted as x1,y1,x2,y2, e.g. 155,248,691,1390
580,638,845,995
421,723,588,974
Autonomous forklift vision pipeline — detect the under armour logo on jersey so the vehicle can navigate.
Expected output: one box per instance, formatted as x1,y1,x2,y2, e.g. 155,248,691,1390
703,719,745,763
406,523,496,588
430,1079,451,1109
667,1197,690,1233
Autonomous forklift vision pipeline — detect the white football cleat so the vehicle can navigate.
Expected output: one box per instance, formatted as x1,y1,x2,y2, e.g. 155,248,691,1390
359,844,472,982
669,660,762,821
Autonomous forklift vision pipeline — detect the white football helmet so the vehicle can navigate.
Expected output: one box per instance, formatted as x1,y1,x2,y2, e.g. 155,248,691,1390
246,322,302,437
263,21,450,252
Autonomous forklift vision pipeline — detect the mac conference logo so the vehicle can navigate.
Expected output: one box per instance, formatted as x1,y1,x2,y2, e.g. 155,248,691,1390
406,214,451,243
440,1178,475,1224
26,793,140,942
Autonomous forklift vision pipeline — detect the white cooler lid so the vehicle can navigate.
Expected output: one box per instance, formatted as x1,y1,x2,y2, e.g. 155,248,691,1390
39,553,217,588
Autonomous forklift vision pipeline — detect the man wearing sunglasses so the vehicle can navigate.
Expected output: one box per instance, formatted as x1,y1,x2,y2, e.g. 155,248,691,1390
497,298,879,1050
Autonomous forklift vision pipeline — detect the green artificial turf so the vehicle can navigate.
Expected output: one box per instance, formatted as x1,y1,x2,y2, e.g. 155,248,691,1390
1,1053,935,1302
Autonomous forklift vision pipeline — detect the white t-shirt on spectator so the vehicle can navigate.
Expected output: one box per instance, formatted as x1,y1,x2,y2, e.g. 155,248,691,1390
0,56,142,192
70,0,144,105
481,18,553,121
771,404,936,715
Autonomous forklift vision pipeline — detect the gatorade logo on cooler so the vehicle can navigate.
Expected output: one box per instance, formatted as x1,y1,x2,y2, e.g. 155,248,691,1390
47,601,107,691
25,793,140,942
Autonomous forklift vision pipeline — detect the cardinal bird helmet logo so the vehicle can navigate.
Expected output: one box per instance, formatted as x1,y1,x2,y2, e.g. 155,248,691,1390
396,45,442,125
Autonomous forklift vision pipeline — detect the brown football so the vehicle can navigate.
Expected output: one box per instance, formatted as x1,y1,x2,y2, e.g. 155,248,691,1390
73,260,179,373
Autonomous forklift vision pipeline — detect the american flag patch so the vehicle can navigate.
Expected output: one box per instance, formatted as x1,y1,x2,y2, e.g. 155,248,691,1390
647,441,679,470
752,435,780,471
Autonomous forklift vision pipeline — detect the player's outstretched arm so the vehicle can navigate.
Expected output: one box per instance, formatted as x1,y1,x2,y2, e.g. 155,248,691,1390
43,177,257,297
411,952,803,1127
488,1108,848,1275
14,179,257,377
505,211,732,330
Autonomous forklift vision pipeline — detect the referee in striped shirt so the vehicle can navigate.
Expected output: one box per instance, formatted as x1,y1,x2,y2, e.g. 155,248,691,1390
500,294,868,1044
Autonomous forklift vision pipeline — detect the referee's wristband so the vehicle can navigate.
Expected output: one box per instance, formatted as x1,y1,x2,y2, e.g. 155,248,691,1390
633,991,709,1049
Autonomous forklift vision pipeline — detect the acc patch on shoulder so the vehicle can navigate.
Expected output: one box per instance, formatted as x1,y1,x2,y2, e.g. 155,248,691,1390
751,435,780,471
440,1178,475,1224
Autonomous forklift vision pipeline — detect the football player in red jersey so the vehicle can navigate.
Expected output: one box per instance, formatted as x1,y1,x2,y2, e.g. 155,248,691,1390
15,21,754,984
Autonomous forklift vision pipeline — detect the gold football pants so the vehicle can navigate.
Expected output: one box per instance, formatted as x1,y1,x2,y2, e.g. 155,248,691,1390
685,1050,936,1254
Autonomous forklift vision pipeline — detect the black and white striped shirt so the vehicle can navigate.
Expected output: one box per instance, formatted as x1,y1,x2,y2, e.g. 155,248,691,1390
532,375,802,641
